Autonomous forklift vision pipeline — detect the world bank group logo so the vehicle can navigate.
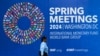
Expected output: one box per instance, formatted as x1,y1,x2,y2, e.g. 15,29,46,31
3,2,45,45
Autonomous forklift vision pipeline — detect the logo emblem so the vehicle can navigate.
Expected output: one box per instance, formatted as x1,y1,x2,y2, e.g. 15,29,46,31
3,2,45,45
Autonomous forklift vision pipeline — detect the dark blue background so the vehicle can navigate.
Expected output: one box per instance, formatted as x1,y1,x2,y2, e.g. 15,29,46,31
0,0,49,56
0,0,100,56
49,0,100,56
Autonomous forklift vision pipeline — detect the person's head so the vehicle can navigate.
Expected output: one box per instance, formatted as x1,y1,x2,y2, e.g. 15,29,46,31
41,36,47,42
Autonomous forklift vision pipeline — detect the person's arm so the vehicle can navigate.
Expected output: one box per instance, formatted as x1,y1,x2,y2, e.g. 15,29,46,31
40,43,46,56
